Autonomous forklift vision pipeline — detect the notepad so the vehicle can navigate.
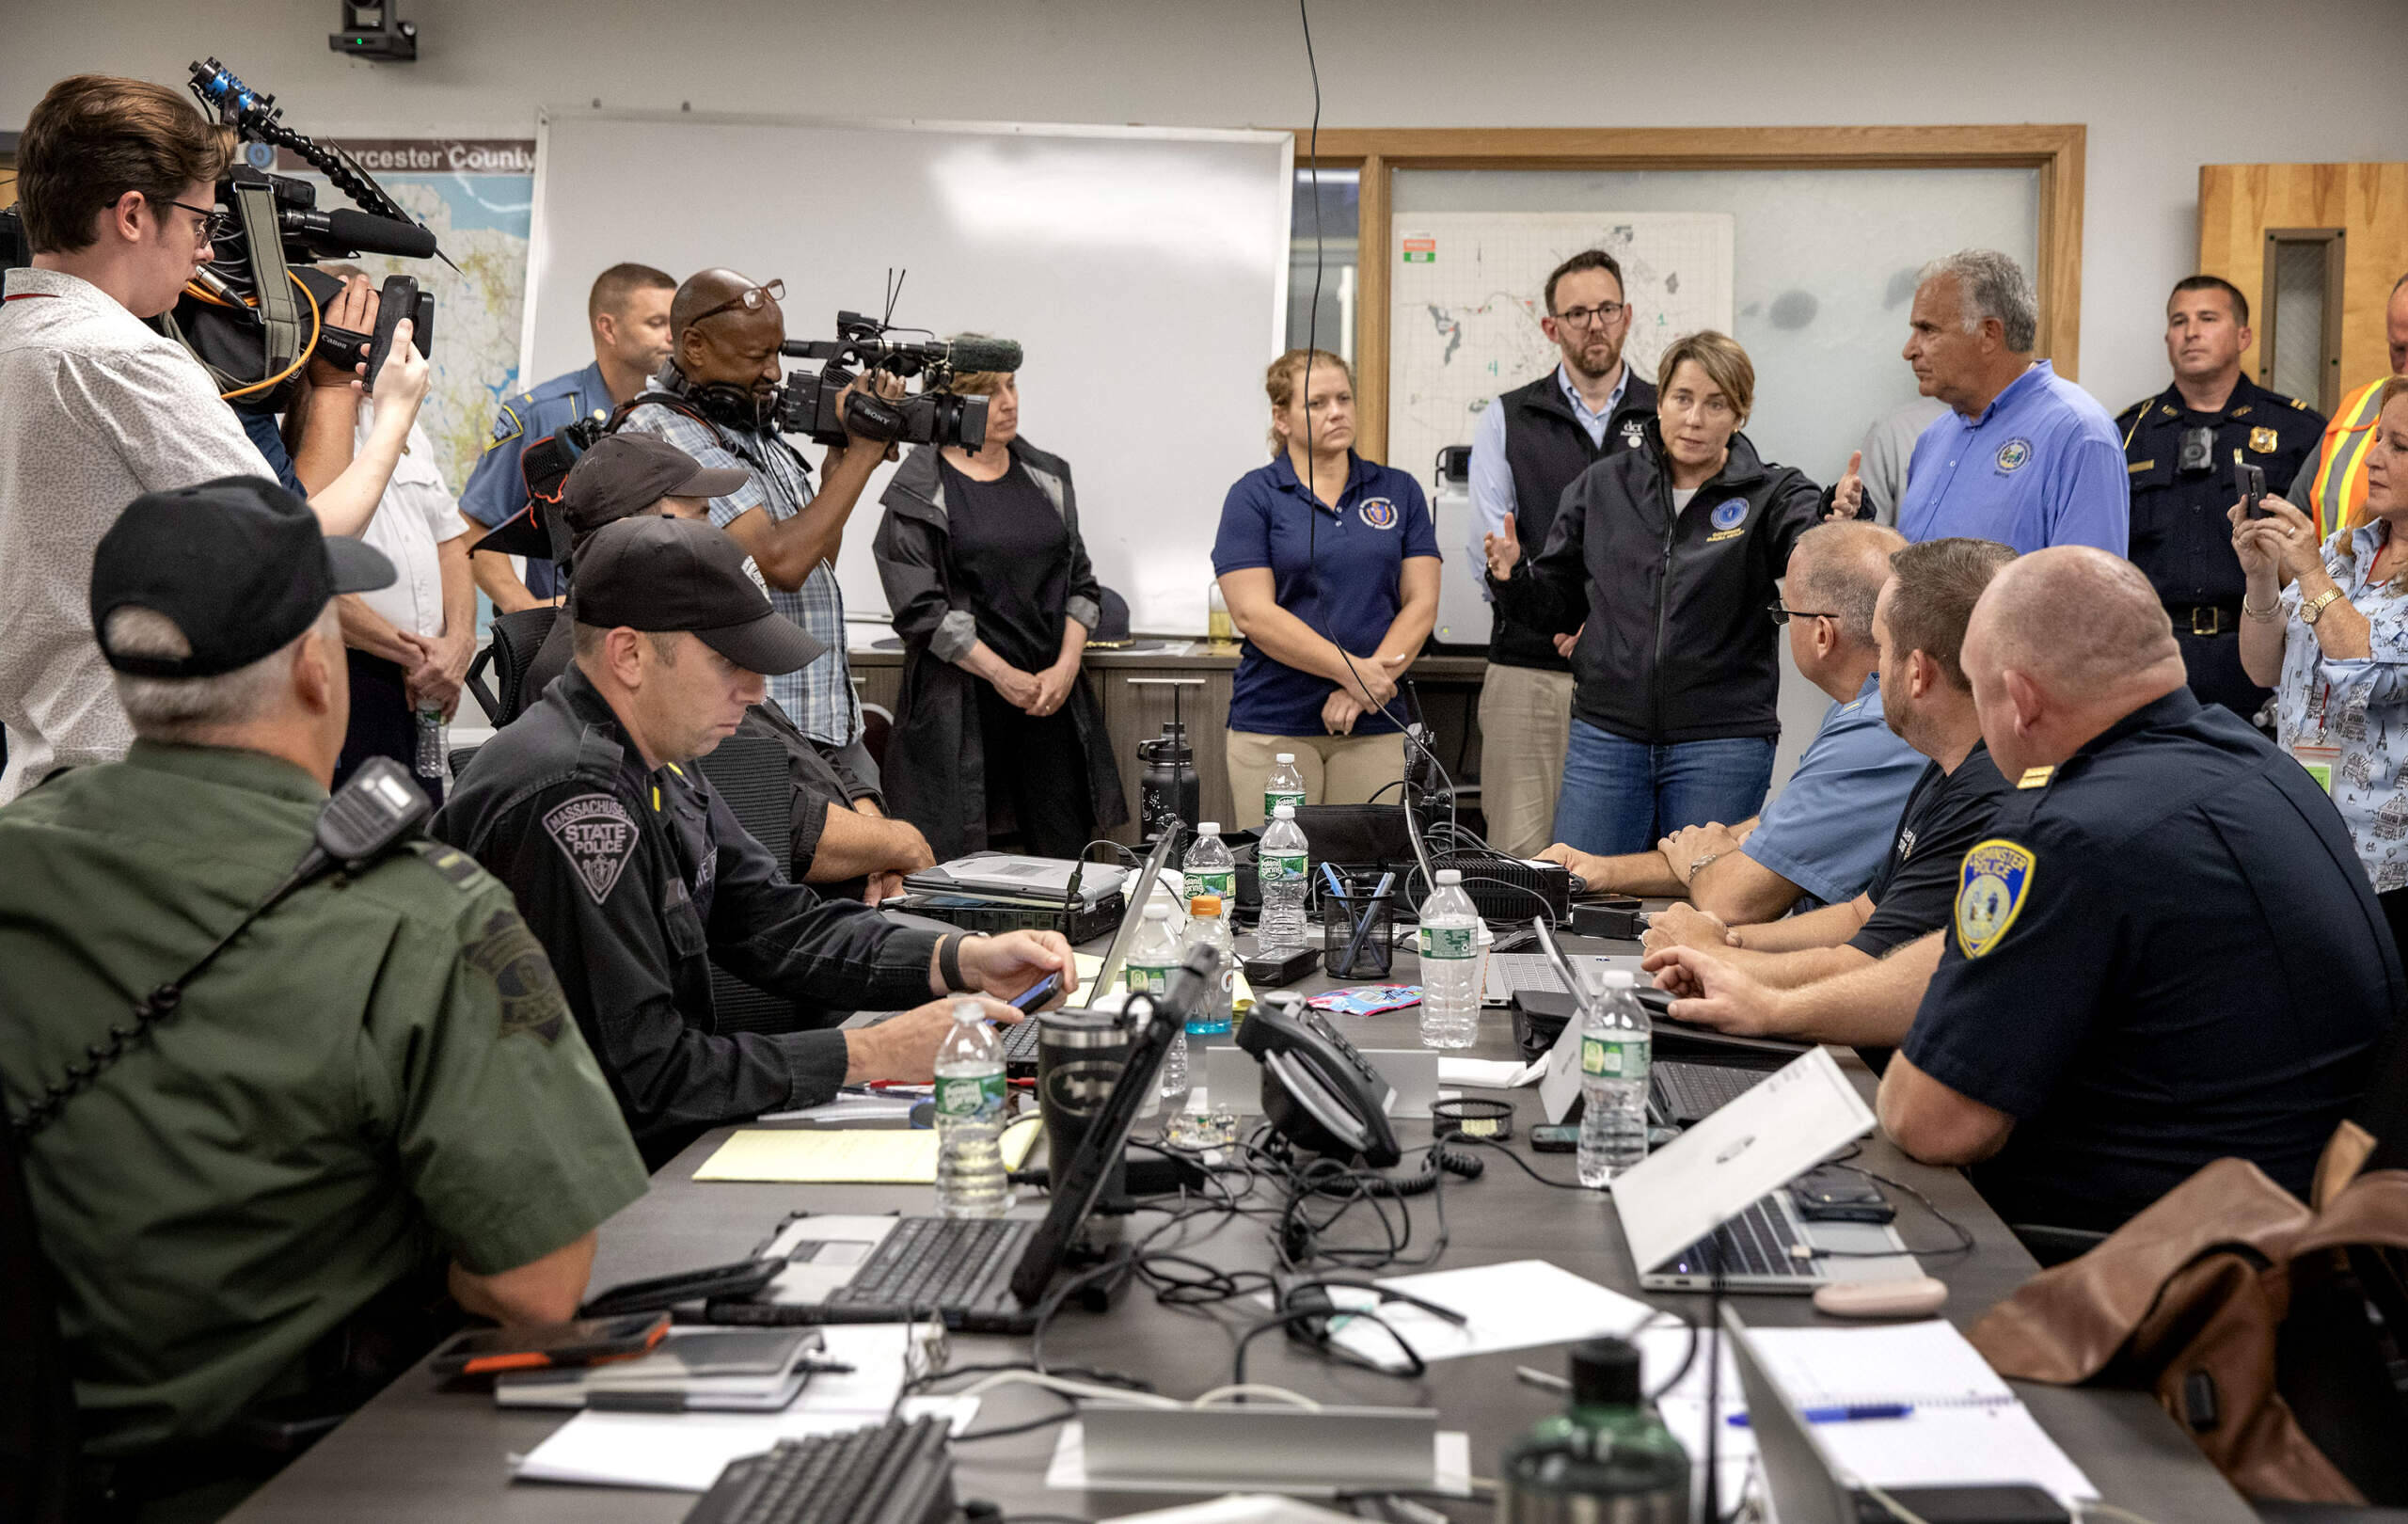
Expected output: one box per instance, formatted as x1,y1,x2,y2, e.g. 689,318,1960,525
692,1113,1043,1183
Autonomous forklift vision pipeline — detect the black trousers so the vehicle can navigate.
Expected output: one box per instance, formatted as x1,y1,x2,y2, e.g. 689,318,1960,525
336,650,444,806
974,684,1092,860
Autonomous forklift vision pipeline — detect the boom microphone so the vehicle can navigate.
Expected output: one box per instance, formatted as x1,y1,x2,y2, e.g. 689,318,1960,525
282,207,439,261
945,335,1022,373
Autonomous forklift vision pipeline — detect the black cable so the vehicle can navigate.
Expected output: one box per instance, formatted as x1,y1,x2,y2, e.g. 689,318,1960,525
1445,1134,1590,1191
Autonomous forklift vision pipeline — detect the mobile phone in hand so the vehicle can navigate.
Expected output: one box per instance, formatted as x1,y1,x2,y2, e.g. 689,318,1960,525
365,274,419,392
1009,972,1061,1011
2240,463,2269,519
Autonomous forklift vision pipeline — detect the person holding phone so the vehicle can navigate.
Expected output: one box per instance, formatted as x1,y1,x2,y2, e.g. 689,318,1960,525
2236,376,2408,956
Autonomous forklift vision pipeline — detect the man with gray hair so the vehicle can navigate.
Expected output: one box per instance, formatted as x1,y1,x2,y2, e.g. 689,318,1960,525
1894,249,2128,555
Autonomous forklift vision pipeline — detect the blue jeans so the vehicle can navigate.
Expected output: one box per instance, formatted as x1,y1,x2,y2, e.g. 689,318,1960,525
1551,720,1776,856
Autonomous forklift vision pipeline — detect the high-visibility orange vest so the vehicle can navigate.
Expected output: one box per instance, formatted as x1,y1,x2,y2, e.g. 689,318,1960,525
2308,377,2393,540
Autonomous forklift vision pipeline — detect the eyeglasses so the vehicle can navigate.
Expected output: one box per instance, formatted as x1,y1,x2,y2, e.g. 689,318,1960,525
164,198,234,244
688,279,785,326
1766,600,1838,626
1552,301,1626,328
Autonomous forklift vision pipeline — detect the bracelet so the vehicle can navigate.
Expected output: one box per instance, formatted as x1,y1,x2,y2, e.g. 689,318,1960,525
938,934,972,992
1689,850,1724,878
2242,594,2282,621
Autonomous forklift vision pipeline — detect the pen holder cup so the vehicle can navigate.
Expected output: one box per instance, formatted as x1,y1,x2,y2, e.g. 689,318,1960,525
1317,887,1398,979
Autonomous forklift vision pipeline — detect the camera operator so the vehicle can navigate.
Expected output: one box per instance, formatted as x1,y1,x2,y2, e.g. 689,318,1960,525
0,74,430,802
618,269,894,786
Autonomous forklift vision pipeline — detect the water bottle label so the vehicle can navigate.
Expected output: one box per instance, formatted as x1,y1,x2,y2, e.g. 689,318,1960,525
1580,1035,1651,1082
1124,962,1174,995
1260,850,1307,884
1419,924,1477,960
936,1072,1006,1120
1186,870,1235,901
1265,787,1306,818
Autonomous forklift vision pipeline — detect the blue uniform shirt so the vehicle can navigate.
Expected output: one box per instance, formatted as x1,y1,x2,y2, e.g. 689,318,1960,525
1895,360,2130,554
236,407,305,494
457,360,616,599
1212,452,1442,738
1738,674,1928,907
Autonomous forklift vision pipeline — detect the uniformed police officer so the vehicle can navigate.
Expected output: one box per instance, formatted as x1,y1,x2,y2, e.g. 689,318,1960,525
457,262,675,611
435,516,1070,1169
0,478,646,1515
2116,275,2326,721
1876,547,2400,1235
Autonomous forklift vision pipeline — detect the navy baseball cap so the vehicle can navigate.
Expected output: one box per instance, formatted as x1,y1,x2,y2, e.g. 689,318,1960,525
91,476,392,677
570,516,826,675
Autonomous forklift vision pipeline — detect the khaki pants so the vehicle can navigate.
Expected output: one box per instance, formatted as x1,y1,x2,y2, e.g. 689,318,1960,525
1477,662,1576,857
1225,729,1409,831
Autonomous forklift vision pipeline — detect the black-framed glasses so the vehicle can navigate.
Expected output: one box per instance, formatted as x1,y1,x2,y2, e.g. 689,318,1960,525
1766,599,1837,626
1553,301,1626,327
689,278,785,325
163,197,235,244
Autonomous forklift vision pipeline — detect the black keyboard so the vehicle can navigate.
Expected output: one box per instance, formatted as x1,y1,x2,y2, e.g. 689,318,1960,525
1648,1060,1767,1127
829,1215,1029,1311
1002,1017,1041,1062
1664,1195,1814,1280
682,1416,955,1524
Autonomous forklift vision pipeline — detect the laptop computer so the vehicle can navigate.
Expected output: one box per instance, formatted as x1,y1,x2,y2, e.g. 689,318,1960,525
905,853,1125,909
739,946,1201,1333
999,831,1180,1072
1611,1046,1923,1294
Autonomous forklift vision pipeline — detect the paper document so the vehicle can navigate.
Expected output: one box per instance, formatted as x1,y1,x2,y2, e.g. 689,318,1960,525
1743,1320,2015,1409
693,1113,1042,1183
1436,1056,1545,1088
1045,1422,1472,1498
1321,1259,1652,1373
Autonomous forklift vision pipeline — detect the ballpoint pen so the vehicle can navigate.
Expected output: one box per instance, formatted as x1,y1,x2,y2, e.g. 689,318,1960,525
1728,1403,1913,1426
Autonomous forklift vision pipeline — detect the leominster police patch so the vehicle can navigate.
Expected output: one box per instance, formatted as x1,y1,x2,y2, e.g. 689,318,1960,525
1956,838,2036,959
1995,437,2034,473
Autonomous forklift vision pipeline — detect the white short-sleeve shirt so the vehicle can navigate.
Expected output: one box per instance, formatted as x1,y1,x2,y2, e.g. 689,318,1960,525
350,399,465,640
0,267,276,801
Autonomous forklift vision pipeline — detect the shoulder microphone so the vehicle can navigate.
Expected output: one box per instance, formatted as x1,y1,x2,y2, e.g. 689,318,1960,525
283,207,440,261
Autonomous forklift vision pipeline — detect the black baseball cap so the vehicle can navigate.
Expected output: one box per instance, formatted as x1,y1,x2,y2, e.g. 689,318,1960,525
570,516,826,675
560,433,749,536
91,476,393,677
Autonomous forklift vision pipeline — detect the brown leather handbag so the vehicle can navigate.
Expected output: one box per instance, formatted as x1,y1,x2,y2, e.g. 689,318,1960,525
1969,1133,2408,1504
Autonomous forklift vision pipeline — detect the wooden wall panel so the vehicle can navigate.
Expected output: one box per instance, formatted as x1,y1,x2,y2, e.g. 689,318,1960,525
2199,162,2408,396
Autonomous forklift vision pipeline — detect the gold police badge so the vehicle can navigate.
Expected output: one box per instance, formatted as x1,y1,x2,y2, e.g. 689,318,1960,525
2249,426,2278,454
1956,838,2036,959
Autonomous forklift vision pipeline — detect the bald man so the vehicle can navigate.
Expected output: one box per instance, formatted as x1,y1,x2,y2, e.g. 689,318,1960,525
1874,546,2400,1235
617,270,894,785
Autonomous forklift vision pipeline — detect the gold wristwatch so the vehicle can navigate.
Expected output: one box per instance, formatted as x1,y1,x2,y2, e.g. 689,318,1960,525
2301,587,2344,625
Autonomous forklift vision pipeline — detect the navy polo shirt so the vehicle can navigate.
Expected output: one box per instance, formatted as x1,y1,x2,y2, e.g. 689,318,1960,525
1212,453,1441,737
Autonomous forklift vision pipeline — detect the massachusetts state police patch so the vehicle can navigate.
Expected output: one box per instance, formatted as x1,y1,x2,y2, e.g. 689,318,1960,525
1956,838,2036,959
545,793,638,904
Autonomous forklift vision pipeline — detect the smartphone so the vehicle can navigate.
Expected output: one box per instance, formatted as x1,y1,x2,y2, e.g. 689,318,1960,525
1530,1123,1580,1153
364,274,419,393
579,1258,783,1318
1009,972,1061,1011
429,1310,668,1378
2240,462,2269,519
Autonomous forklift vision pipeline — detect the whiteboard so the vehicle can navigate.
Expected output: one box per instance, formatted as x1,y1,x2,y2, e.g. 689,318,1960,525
523,112,1293,633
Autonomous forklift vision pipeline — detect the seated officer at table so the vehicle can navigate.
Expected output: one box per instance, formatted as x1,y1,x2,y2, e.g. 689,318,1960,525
1875,547,2401,1232
1535,522,1925,922
436,516,1067,1168
1641,538,2019,1040
0,479,645,1511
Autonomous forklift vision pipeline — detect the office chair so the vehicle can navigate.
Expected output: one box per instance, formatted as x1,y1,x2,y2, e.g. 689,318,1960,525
462,606,561,726
691,731,812,1037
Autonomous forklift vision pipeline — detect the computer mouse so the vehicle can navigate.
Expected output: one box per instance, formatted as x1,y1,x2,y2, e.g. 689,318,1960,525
1812,1276,1948,1319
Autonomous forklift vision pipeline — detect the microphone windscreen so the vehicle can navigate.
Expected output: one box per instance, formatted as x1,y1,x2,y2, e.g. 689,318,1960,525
948,336,1022,374
319,208,439,260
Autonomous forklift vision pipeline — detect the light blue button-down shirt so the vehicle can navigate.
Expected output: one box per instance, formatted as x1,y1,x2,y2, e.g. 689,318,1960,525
1465,363,1630,591
2273,520,2408,893
1740,673,1928,908
1895,360,2129,554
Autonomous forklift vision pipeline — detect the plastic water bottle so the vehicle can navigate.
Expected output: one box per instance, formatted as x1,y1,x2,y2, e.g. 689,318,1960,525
933,999,1013,1218
1417,868,1482,1049
1183,822,1235,907
1124,904,1189,1097
1577,969,1653,1188
1182,894,1235,1037
413,704,447,782
1264,754,1307,822
1257,804,1309,953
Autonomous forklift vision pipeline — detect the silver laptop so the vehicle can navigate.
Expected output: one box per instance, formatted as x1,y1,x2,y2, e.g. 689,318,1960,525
1482,949,1643,1006
904,852,1124,908
1000,832,1180,1064
1611,1047,1923,1294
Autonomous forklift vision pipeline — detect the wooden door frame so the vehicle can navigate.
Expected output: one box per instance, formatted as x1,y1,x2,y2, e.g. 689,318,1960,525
1280,125,2086,461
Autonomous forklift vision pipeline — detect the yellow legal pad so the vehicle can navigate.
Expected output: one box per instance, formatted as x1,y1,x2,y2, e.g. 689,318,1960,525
692,1113,1045,1183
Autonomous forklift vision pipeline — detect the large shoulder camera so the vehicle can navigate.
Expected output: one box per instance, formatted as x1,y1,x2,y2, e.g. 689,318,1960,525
775,310,1021,452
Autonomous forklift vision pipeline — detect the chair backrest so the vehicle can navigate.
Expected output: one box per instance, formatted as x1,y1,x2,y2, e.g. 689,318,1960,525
464,607,562,728
0,1086,81,1522
691,732,811,1037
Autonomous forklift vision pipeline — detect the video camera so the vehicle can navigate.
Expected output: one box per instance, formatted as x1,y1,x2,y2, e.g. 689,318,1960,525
173,58,447,408
776,310,1022,451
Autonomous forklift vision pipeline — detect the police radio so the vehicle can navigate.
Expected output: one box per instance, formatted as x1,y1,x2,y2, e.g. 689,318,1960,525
7,758,432,1142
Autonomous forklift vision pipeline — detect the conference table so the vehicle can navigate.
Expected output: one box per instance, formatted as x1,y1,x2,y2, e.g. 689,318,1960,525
225,929,2259,1524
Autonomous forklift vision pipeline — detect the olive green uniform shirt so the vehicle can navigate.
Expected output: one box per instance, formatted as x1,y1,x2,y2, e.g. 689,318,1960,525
0,743,649,1455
